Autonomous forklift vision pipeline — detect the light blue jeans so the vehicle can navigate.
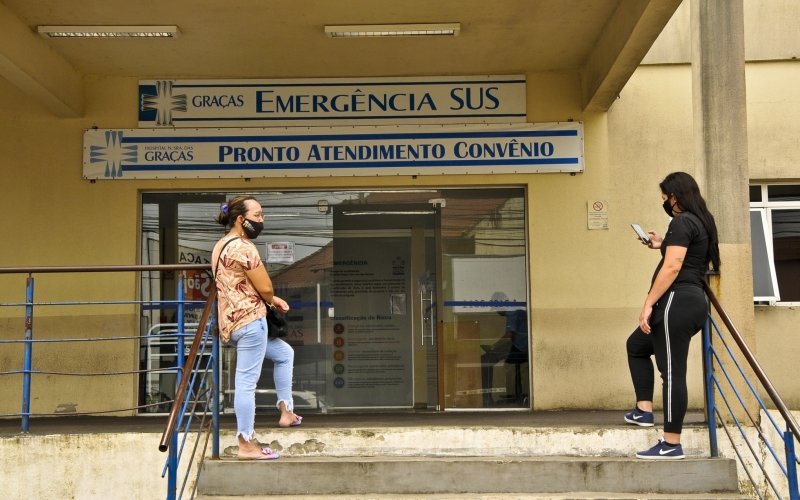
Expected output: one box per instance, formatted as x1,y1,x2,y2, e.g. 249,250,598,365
230,317,295,441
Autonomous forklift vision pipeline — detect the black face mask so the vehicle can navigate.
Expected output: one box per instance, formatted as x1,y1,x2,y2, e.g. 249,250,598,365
662,199,675,218
242,218,264,239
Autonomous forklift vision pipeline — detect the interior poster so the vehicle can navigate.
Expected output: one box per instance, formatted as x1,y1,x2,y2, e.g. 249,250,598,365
328,237,413,407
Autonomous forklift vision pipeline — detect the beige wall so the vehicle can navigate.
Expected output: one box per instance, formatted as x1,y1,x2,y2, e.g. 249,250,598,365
747,61,800,180
644,0,800,64
531,63,704,410
753,307,800,409
0,316,137,415
0,431,194,500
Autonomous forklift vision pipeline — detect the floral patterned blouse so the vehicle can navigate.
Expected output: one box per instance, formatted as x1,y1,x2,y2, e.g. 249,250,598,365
212,236,266,343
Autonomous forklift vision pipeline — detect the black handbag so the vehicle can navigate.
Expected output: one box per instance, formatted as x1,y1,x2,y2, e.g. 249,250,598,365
266,305,289,338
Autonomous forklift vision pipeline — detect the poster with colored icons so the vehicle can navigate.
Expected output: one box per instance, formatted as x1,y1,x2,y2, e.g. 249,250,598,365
327,237,413,408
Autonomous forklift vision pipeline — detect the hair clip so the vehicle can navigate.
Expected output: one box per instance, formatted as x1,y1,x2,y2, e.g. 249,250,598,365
221,203,229,214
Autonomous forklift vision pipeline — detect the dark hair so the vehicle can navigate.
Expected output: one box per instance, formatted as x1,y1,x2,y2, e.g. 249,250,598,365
216,195,257,228
659,172,720,272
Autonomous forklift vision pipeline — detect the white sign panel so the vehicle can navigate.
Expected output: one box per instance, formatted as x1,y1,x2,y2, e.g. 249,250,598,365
266,242,295,264
587,200,609,230
138,75,527,127
83,122,584,179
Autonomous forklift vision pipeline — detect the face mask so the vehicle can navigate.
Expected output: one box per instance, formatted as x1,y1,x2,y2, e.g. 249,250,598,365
241,218,263,239
662,199,674,218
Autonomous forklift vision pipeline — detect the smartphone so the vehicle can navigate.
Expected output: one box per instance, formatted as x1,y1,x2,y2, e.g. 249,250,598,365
631,224,651,244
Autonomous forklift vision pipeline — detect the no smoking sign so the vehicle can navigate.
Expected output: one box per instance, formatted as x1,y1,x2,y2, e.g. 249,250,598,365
588,199,608,230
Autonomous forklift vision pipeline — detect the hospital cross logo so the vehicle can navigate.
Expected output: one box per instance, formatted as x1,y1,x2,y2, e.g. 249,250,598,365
88,131,138,178
139,80,187,126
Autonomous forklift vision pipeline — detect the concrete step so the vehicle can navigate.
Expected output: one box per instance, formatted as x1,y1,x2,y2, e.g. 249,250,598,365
197,495,749,500
196,456,739,496
214,422,714,458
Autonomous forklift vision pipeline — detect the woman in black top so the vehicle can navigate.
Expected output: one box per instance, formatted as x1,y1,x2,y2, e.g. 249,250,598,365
624,172,720,459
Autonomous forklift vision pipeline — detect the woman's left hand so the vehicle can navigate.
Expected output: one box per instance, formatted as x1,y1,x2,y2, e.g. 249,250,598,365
271,296,290,313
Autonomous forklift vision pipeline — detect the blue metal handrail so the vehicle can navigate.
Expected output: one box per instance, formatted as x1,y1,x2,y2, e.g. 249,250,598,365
162,322,218,499
0,264,218,500
0,265,211,428
703,282,800,500
158,286,220,500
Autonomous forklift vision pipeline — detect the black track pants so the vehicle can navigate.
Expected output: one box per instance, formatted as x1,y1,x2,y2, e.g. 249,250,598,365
626,286,708,434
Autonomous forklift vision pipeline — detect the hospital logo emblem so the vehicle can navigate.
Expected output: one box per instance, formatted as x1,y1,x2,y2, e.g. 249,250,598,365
139,80,187,126
88,131,138,178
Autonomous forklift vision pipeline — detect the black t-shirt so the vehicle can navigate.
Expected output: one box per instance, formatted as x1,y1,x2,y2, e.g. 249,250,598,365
651,212,710,291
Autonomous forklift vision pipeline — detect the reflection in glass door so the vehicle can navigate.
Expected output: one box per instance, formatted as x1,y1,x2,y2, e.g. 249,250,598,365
139,188,528,413
438,190,529,409
139,193,225,412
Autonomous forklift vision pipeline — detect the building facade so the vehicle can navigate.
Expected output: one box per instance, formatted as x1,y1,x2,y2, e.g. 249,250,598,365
0,1,796,419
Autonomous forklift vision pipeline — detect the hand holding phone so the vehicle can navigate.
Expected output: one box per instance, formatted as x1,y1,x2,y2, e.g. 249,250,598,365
631,224,651,245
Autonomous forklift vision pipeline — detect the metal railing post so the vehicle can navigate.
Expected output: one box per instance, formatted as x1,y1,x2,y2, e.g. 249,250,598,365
702,315,718,457
166,443,177,500
177,272,186,376
166,273,186,500
211,307,220,459
21,275,34,433
785,426,799,500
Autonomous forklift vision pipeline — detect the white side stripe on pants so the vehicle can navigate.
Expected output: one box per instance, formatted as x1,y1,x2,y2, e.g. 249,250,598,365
663,291,675,424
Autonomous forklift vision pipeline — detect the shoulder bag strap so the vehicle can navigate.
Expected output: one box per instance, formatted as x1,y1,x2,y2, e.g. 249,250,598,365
213,236,240,278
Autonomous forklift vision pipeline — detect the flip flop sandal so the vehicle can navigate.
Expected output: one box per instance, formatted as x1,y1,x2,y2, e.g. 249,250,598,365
238,447,280,460
279,415,303,428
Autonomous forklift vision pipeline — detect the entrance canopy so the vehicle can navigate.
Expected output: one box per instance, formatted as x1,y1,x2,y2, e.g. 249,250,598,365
0,0,681,117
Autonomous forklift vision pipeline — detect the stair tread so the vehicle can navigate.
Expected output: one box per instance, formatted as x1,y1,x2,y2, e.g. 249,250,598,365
198,418,743,498
197,494,749,500
213,455,723,461
198,454,739,497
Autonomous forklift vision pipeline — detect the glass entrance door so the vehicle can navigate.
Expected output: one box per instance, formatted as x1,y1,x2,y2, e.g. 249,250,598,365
327,203,438,409
438,189,529,409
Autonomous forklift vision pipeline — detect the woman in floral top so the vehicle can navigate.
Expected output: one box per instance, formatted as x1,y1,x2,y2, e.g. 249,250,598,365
213,195,300,460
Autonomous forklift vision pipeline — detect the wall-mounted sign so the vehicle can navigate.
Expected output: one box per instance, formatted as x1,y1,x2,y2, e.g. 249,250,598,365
266,242,295,264
587,200,609,230
138,75,526,127
83,122,583,179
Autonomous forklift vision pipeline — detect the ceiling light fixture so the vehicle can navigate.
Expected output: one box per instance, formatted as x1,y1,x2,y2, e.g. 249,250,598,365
36,25,180,38
324,23,460,38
